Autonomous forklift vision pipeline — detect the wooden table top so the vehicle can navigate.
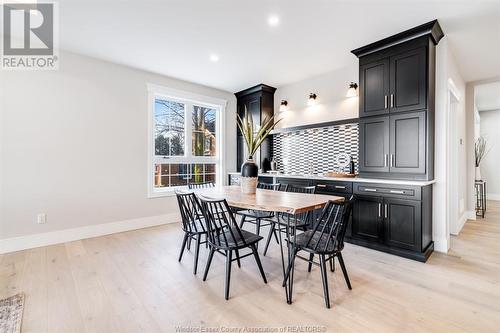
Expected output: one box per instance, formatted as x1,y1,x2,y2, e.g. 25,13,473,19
195,185,344,214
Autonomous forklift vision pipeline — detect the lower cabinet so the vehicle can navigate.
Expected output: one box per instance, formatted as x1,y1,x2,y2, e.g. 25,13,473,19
351,183,432,262
352,196,383,242
384,198,421,251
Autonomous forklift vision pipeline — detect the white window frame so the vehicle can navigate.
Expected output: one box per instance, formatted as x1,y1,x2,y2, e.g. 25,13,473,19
147,83,227,198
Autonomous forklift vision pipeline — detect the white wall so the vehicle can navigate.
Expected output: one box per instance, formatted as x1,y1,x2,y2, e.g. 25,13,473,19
434,36,467,251
479,109,500,200
273,59,358,128
0,51,236,246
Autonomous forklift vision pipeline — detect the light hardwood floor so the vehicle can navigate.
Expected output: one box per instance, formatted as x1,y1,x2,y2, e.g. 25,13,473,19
2,202,500,333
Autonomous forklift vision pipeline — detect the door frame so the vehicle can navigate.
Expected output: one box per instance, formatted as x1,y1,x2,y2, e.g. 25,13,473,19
446,78,462,243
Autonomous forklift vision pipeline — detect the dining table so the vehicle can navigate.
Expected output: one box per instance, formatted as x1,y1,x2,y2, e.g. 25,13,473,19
195,185,344,304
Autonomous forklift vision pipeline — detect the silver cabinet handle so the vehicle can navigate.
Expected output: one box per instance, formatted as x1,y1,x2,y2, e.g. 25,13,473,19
378,203,382,217
335,185,346,189
390,190,405,194
384,154,388,167
364,188,377,192
384,95,388,109
384,204,388,218
390,154,394,167
317,184,327,188
390,94,394,108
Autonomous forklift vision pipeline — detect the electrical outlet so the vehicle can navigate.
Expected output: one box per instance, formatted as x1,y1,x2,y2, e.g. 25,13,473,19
37,213,47,224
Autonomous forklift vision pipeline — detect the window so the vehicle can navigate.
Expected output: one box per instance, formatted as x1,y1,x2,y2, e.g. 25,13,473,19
148,84,226,197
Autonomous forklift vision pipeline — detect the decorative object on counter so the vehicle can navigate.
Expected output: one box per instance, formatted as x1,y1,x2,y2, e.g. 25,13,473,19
270,157,277,171
475,136,489,181
279,100,288,112
237,108,282,194
349,158,355,174
346,82,358,97
334,153,351,172
273,122,359,175
307,93,317,106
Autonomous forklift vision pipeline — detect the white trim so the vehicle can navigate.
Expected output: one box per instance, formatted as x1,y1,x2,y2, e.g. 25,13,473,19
433,238,449,253
450,212,468,235
467,210,476,221
0,213,180,254
487,193,500,201
147,83,227,108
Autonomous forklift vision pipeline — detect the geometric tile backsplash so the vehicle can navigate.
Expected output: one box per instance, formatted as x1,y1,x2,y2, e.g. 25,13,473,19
272,122,359,175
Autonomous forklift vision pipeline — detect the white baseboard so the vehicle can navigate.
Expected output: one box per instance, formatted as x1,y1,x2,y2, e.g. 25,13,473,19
0,213,180,254
433,237,449,253
450,212,468,236
487,193,500,201
466,210,476,221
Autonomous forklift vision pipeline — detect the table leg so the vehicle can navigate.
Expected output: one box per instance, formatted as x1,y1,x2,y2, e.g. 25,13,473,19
277,215,289,303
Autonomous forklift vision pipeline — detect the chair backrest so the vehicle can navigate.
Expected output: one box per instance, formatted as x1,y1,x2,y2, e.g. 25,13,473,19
198,196,247,248
281,184,317,225
188,182,215,190
305,196,354,253
175,191,207,233
287,184,316,194
257,182,286,191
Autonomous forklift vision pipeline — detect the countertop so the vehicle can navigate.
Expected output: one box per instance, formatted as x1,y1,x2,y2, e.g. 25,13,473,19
227,172,436,186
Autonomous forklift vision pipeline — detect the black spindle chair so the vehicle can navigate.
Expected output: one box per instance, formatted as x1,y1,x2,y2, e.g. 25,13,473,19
237,183,286,240
199,196,267,300
263,185,316,256
284,196,354,308
175,191,212,274
188,182,215,189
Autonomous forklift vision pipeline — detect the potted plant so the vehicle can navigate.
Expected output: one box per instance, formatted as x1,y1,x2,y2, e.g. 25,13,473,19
475,136,490,180
237,109,281,194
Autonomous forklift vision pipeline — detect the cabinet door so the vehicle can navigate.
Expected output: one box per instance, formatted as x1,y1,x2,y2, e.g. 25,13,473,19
359,116,390,173
352,196,384,242
389,47,426,113
359,58,390,117
383,198,421,251
389,111,426,174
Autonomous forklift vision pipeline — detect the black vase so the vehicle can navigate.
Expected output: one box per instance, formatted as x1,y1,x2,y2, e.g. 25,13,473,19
240,156,258,194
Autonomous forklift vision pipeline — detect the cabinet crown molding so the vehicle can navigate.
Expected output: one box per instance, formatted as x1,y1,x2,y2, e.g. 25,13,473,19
351,20,444,58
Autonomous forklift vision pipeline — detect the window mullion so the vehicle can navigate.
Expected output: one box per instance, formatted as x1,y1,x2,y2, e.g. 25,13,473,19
185,102,192,159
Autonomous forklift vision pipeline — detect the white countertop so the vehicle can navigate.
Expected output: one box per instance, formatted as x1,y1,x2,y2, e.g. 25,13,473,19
227,172,436,186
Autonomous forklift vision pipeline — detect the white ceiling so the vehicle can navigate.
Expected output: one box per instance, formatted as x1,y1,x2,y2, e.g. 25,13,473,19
59,0,500,92
476,81,500,111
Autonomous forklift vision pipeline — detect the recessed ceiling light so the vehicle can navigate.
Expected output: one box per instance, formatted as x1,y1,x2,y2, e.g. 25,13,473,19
268,15,280,27
209,54,219,62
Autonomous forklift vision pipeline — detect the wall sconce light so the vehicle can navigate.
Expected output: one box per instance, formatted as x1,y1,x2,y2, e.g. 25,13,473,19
346,82,358,97
279,100,288,112
308,93,317,106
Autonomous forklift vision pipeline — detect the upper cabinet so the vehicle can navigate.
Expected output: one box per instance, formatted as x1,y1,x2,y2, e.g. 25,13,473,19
352,20,443,180
235,84,276,172
359,43,427,117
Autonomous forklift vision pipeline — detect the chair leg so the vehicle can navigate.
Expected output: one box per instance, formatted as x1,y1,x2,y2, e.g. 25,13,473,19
193,235,201,274
319,254,331,308
225,250,233,300
255,218,261,249
307,253,314,272
178,233,188,262
235,249,241,268
239,215,246,229
187,235,192,250
337,252,352,290
250,244,267,284
263,223,275,256
329,256,335,272
203,247,215,281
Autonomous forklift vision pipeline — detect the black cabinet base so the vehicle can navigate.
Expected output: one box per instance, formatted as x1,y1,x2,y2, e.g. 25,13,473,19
345,237,434,262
